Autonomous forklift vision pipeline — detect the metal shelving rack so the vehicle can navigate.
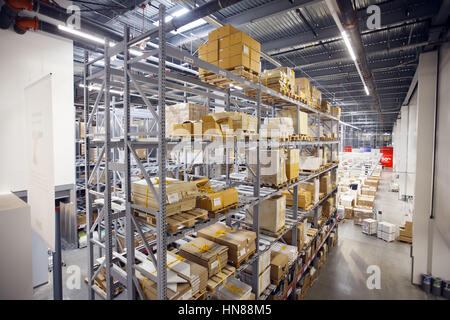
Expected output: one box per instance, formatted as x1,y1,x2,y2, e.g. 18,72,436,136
82,4,354,300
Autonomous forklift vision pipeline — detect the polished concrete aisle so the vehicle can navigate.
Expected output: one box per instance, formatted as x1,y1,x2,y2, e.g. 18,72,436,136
305,168,435,300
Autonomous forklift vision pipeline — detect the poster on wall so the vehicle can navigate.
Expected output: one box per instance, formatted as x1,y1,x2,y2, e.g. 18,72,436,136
25,74,55,251
380,147,393,167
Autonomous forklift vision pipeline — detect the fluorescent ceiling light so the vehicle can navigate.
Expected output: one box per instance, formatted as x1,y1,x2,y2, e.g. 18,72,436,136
79,83,123,95
174,18,207,34
341,31,356,62
364,84,370,95
172,8,189,17
58,25,105,44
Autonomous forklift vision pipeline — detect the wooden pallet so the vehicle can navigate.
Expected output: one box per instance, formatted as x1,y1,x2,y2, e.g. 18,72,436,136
261,180,289,189
232,249,255,268
288,177,299,184
200,66,259,88
208,203,239,219
260,225,288,238
206,265,236,293
135,208,209,234
190,291,207,300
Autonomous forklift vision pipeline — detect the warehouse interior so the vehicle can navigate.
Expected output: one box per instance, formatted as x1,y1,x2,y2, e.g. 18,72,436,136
0,0,449,302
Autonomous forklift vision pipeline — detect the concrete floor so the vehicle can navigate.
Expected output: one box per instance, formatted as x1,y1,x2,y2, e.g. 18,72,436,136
305,168,437,300
33,168,437,300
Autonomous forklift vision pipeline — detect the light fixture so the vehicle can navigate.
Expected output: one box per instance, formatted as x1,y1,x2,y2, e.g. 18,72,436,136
341,31,356,62
79,83,123,95
364,84,369,96
58,25,105,45
174,19,207,34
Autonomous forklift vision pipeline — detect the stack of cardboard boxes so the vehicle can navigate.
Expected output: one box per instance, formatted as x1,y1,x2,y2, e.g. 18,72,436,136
398,221,412,243
197,222,256,267
248,149,287,186
295,77,311,103
199,25,261,80
240,249,271,294
377,221,397,242
166,103,209,138
276,106,309,136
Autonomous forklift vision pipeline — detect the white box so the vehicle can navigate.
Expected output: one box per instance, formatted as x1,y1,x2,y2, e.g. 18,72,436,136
362,218,378,235
0,193,33,299
240,265,271,294
245,248,271,275
300,156,322,170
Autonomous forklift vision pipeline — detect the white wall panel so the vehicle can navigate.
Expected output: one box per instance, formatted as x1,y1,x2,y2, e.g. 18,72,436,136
0,30,74,193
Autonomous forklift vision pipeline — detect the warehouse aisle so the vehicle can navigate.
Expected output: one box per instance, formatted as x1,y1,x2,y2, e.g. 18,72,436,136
305,168,434,300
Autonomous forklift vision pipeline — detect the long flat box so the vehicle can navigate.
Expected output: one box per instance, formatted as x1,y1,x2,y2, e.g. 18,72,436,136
197,187,238,211
131,178,198,216
208,24,239,41
179,237,228,278
270,251,289,283
215,276,252,300
197,223,256,267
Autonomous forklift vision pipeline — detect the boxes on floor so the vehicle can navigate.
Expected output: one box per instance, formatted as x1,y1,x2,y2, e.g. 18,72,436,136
353,207,373,225
197,222,256,267
179,237,228,278
361,186,377,196
362,218,378,235
357,195,375,208
344,207,354,219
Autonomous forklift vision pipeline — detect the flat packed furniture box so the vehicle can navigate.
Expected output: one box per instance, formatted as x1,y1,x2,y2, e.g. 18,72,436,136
197,222,256,267
197,187,238,211
131,178,198,216
283,188,312,209
179,237,228,277
0,193,32,299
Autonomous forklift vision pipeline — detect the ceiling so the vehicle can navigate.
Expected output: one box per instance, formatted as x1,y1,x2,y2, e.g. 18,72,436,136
69,0,449,132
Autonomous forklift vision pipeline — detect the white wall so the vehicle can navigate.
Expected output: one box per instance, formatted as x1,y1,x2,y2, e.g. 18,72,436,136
431,42,450,280
0,30,75,193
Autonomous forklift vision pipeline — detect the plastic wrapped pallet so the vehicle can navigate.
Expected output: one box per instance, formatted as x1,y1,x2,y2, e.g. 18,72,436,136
271,242,298,267
214,276,252,300
240,264,271,295
353,207,373,225
261,117,294,139
299,156,321,171
377,222,397,242
362,218,378,235
131,178,198,216
247,195,285,233
282,188,312,209
295,77,311,101
276,106,309,136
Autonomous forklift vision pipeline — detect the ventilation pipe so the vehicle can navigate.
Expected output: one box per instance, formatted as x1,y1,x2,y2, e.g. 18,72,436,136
0,0,38,33
326,0,385,129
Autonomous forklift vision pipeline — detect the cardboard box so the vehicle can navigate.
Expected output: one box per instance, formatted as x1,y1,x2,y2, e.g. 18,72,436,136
353,207,373,225
248,149,287,186
344,207,353,219
241,265,271,294
300,156,321,171
272,242,298,267
270,251,289,283
320,172,332,195
215,276,252,300
197,223,256,267
282,222,305,252
131,178,198,216
166,103,209,137
282,188,312,209
209,24,239,41
332,107,341,119
357,195,375,208
179,237,228,277
218,36,231,49
197,187,238,211
285,149,300,180
362,218,378,235
295,77,311,99
259,195,286,233
277,107,308,136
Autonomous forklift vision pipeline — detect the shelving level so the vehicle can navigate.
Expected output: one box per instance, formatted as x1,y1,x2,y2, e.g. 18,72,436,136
81,5,355,300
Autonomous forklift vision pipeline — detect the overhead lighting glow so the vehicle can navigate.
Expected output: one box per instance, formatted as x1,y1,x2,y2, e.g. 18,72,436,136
172,8,190,17
174,18,207,34
79,83,123,95
58,25,105,44
364,84,370,96
341,31,356,62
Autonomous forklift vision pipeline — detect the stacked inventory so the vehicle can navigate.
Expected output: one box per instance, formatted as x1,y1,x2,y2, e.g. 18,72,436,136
81,11,346,301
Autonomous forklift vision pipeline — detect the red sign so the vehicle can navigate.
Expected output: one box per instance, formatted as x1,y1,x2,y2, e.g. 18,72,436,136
380,147,393,167
344,146,352,152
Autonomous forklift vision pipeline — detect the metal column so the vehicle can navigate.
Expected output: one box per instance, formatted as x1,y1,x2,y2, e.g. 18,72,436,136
123,25,136,300
157,5,168,300
251,81,262,298
83,50,95,300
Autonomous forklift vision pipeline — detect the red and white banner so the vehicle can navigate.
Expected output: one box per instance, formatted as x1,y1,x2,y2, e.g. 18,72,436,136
380,147,393,167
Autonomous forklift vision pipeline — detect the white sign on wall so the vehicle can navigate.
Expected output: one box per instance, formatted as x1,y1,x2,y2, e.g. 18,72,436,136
25,74,56,251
